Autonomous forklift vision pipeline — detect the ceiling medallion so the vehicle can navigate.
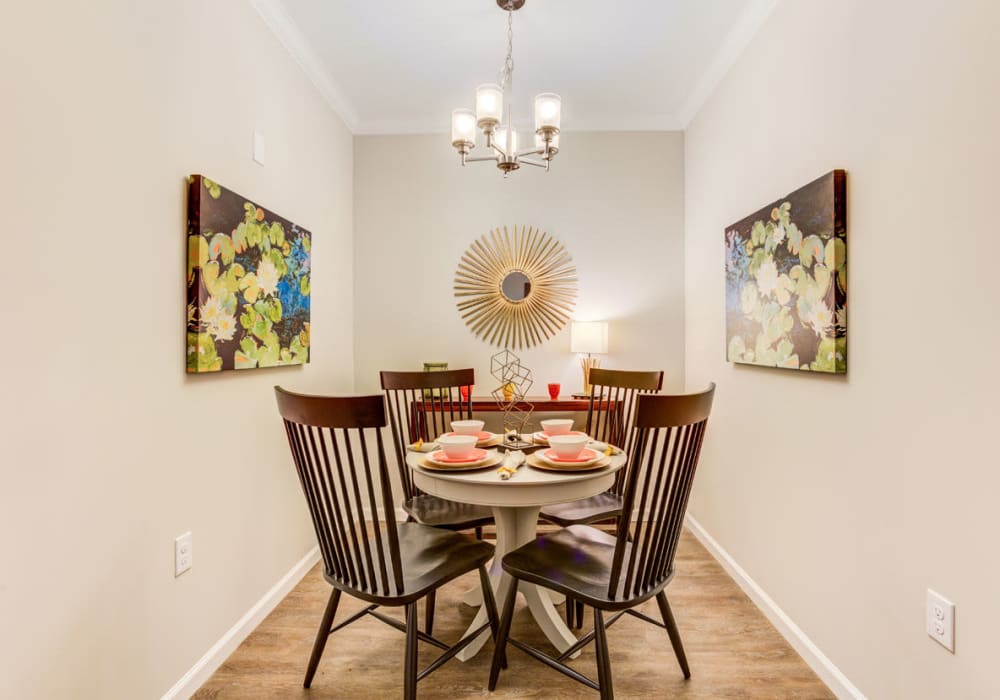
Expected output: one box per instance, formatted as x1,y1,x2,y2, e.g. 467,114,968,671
450,0,562,177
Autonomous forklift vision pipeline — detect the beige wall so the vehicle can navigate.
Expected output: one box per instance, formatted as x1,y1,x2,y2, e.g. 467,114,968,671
0,1,353,697
9,0,998,696
684,1,1000,697
353,132,686,397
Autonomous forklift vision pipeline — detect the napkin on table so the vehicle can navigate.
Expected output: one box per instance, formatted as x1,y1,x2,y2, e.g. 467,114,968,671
497,450,525,479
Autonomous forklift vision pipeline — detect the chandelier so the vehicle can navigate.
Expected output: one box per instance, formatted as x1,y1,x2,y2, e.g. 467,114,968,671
450,0,562,177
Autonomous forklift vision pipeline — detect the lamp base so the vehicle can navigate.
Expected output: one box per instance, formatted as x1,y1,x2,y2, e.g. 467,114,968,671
579,355,600,402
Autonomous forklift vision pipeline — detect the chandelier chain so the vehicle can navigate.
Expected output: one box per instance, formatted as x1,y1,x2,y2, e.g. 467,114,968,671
499,8,514,91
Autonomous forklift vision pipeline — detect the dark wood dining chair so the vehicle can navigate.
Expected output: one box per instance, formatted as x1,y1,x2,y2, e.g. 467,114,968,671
380,368,494,635
489,385,716,700
274,388,500,698
539,367,664,627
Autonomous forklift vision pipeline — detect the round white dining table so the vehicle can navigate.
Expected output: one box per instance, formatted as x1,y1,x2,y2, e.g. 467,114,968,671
407,448,627,661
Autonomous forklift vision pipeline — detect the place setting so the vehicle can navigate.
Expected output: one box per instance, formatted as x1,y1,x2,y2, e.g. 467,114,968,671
410,419,504,471
526,419,618,473
530,418,589,446
439,419,504,448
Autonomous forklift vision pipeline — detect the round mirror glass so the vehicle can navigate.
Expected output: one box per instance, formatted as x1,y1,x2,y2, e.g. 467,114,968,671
500,271,532,302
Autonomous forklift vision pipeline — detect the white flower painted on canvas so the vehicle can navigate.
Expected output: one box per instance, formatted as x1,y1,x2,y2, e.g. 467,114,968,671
755,257,779,297
211,313,237,341
200,296,224,325
257,259,279,297
802,300,833,337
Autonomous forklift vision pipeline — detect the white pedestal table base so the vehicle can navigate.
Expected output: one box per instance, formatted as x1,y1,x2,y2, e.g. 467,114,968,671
456,505,579,661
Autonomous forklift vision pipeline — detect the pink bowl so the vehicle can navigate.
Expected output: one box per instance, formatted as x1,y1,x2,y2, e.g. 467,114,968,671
437,435,478,459
547,434,589,459
451,419,485,436
540,419,573,435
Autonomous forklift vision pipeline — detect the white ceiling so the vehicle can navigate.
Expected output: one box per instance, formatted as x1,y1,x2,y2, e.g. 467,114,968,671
252,0,778,133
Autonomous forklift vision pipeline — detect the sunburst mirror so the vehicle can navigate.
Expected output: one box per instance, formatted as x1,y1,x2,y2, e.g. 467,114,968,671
455,225,577,349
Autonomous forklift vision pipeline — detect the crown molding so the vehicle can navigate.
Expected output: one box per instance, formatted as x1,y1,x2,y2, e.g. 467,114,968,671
251,0,360,131
353,114,684,136
676,0,781,128
253,0,776,136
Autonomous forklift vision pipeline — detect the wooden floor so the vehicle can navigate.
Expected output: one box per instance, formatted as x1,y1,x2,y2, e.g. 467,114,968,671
195,529,833,699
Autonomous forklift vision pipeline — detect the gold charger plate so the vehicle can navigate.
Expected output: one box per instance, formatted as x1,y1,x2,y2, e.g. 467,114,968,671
418,450,503,472
526,452,612,473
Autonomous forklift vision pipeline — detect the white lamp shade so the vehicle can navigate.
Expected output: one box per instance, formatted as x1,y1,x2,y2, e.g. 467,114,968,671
571,321,608,354
476,83,503,124
451,109,476,145
534,93,562,131
495,125,517,156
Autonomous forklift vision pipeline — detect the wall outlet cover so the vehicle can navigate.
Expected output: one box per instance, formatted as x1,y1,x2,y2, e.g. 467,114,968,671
926,589,955,653
175,532,193,577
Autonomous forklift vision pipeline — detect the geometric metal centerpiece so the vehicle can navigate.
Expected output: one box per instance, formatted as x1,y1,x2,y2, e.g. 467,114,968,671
490,349,534,447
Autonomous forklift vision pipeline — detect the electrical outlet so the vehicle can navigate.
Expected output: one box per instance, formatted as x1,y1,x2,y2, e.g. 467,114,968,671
175,532,193,577
926,589,955,652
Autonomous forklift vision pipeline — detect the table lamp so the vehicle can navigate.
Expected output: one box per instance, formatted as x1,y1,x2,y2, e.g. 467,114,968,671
570,321,608,398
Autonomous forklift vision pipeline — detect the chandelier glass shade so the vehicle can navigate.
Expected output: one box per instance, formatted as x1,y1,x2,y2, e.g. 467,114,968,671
450,0,561,176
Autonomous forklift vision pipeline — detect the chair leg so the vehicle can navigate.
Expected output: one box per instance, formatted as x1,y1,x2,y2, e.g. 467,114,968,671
425,589,436,635
575,599,584,629
477,565,506,668
656,591,691,679
565,596,574,627
478,566,500,637
475,525,483,540
488,579,519,691
404,602,419,700
304,588,341,688
593,608,614,700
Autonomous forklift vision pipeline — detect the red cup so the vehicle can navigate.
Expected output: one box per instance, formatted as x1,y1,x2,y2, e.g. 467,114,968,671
460,385,471,400
547,383,560,400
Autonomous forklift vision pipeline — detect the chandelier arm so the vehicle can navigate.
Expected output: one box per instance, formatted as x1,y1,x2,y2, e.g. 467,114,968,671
518,158,548,169
514,147,546,159
489,141,509,159
464,155,503,163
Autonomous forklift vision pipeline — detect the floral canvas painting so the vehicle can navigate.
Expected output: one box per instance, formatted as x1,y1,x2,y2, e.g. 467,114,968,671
186,175,311,372
725,170,846,373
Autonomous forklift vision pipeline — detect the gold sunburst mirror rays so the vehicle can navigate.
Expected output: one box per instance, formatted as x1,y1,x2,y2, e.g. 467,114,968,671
455,225,577,349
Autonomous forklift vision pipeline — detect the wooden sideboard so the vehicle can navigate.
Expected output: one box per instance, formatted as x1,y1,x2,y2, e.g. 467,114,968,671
464,396,599,412
409,396,621,441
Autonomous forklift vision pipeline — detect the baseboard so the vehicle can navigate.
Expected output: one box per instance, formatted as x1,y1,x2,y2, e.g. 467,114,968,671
684,515,866,700
161,545,321,700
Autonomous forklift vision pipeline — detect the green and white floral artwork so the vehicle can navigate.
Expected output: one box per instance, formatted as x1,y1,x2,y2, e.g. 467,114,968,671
186,175,311,372
725,170,846,373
